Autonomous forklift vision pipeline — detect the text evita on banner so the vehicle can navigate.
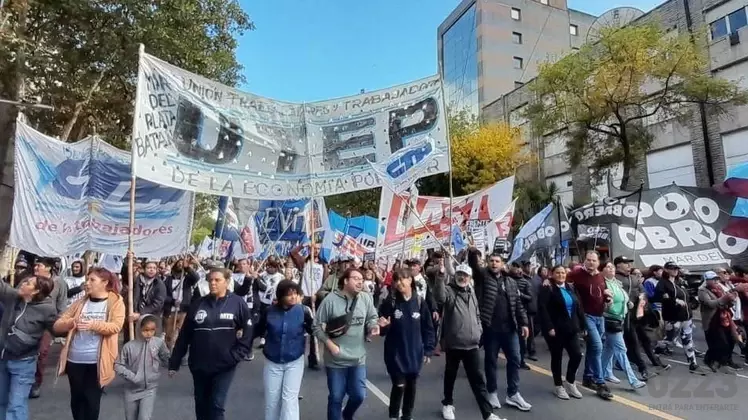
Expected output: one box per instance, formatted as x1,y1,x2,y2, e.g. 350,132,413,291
10,120,194,258
132,52,449,199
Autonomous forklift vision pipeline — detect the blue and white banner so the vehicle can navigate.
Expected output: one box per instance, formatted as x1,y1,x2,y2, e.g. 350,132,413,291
369,135,442,194
9,120,194,258
226,197,329,258
320,210,378,262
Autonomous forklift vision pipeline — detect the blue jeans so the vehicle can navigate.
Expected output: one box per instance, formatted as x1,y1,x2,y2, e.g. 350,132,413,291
264,356,305,420
603,332,640,386
326,365,366,420
483,330,521,396
0,357,37,420
583,315,605,385
191,367,236,420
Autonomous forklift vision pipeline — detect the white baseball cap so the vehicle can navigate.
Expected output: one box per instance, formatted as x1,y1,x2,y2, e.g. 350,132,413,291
455,264,473,277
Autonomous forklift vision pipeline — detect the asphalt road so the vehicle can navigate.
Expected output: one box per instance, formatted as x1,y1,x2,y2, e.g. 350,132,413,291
29,319,746,420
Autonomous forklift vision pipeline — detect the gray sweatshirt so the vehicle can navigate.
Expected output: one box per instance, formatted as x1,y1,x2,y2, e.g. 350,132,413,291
49,276,69,314
432,272,482,351
313,290,378,367
114,314,170,401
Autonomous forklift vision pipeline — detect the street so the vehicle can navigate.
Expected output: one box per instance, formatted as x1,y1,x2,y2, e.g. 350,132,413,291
29,320,746,420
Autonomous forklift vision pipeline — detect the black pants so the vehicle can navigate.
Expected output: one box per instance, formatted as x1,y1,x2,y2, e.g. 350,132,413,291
192,368,237,420
442,349,493,420
519,315,536,359
545,332,582,386
623,316,648,372
635,321,658,365
389,374,417,420
67,362,103,420
704,326,735,366
302,297,319,366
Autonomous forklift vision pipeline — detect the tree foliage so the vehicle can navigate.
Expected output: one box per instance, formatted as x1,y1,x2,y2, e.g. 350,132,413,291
191,214,216,246
525,22,748,189
419,110,533,196
325,188,381,217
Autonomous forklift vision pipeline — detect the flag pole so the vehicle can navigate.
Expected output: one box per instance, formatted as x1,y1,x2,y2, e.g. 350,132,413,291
126,43,145,341
438,76,455,251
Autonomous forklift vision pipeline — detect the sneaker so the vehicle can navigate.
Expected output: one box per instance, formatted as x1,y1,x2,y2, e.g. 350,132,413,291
639,370,656,381
244,352,255,361
653,357,671,371
581,378,595,389
487,392,501,409
726,361,743,371
527,354,538,361
706,361,720,373
689,363,707,376
555,386,570,400
28,384,40,399
486,414,507,420
631,381,646,390
505,393,531,411
596,384,613,400
564,381,583,399
605,376,621,384
520,362,531,370
442,405,455,420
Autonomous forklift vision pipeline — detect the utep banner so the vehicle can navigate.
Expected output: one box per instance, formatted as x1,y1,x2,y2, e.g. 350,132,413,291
10,121,194,258
321,210,378,262
376,176,515,257
132,52,449,199
608,185,748,271
228,198,328,257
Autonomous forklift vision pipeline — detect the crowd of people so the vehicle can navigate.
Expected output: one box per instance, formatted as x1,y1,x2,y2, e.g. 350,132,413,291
0,245,746,420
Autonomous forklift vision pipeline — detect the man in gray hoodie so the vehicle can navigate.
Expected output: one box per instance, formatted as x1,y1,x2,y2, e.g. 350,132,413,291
313,268,378,420
433,262,501,420
115,314,170,420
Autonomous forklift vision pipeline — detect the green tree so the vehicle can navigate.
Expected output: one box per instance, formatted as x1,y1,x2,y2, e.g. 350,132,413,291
191,214,216,245
0,0,253,240
525,22,748,189
512,181,559,236
325,188,381,217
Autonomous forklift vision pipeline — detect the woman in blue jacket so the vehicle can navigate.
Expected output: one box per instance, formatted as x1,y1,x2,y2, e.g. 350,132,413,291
252,280,313,420
377,269,436,420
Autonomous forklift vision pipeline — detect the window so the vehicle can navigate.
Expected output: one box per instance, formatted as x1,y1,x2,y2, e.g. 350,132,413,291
711,17,728,39
729,8,748,33
514,81,524,89
512,32,522,44
511,8,521,21
570,24,578,36
513,56,523,69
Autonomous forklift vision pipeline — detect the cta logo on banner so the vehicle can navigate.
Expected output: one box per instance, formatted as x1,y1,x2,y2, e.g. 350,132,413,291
376,176,515,257
609,185,748,271
9,121,194,258
369,135,442,194
132,52,449,199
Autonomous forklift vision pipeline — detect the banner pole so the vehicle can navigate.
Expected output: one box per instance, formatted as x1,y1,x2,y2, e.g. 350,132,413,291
8,248,16,287
438,77,455,250
126,43,145,341
630,184,644,266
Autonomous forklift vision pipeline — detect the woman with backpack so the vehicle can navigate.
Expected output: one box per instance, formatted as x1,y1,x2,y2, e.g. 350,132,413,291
377,268,436,420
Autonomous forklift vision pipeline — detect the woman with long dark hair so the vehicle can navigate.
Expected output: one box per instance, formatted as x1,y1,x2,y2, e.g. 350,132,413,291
377,268,435,420
537,265,586,400
54,267,126,420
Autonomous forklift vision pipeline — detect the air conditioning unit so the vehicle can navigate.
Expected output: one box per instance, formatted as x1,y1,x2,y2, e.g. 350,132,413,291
730,31,740,46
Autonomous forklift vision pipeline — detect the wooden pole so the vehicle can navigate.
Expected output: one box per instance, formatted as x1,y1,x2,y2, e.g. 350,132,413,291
126,43,146,341
8,248,17,287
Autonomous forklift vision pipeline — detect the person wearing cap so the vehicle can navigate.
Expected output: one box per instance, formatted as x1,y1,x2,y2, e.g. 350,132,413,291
699,270,741,372
29,257,68,399
432,262,503,420
406,258,439,340
653,262,705,374
613,256,654,381
466,247,530,412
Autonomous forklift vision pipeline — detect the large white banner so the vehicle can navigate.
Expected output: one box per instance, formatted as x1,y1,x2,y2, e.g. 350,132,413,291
132,52,449,199
10,121,194,258
376,177,515,256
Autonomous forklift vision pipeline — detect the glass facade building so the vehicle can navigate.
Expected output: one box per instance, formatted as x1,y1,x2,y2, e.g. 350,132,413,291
441,4,479,116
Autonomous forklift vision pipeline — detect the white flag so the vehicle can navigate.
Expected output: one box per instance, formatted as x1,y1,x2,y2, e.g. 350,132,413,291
485,200,516,252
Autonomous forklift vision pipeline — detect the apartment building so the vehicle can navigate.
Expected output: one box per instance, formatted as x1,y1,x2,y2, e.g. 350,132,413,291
437,0,597,116
482,0,748,206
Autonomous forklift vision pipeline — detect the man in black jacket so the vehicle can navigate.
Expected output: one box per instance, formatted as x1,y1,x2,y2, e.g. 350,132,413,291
520,261,538,362
467,248,531,412
164,257,200,350
510,262,535,369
